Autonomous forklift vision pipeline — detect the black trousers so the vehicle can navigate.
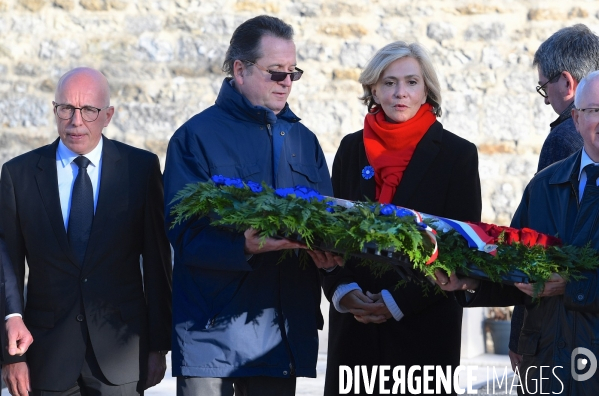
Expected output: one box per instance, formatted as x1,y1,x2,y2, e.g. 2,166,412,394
177,376,296,396
30,338,140,396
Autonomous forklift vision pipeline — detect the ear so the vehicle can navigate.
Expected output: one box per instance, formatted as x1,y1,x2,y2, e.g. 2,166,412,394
562,71,577,101
371,87,379,104
572,107,580,131
103,106,115,128
233,60,246,86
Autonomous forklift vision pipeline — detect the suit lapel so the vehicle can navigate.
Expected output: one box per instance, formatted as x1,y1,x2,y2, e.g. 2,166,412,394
34,139,80,270
392,121,443,206
82,137,127,273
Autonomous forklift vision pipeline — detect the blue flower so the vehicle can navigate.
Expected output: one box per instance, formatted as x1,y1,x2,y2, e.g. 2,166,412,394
417,222,428,230
211,175,227,186
247,181,263,193
326,207,335,213
362,165,374,180
224,178,244,189
396,208,413,218
275,187,295,198
380,205,395,216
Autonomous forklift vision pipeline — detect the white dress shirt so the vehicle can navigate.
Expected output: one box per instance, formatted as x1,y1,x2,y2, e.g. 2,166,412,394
578,148,599,202
56,139,103,229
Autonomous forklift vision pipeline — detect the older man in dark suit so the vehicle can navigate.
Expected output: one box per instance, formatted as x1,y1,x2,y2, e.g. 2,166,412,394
0,67,172,396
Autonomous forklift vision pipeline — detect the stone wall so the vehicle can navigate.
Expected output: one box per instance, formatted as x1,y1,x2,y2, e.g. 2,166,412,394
1,0,598,223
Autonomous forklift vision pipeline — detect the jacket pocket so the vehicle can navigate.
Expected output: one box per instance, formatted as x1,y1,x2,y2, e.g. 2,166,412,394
518,329,541,356
25,309,54,329
210,163,261,179
288,162,322,184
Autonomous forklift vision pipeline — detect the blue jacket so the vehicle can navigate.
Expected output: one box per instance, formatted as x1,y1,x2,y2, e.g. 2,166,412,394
164,78,332,378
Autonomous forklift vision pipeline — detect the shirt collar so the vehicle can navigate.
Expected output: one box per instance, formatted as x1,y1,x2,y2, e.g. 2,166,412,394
578,148,597,181
550,101,575,129
57,137,103,169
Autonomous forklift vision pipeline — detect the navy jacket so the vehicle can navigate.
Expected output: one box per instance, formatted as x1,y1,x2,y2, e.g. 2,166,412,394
164,79,332,378
459,150,599,395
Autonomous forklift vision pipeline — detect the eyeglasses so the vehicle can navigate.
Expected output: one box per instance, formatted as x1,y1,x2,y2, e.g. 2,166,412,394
536,73,561,98
53,102,109,122
242,60,303,82
576,107,599,119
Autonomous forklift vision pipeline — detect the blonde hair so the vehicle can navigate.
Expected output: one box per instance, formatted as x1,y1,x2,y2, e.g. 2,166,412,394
359,41,442,117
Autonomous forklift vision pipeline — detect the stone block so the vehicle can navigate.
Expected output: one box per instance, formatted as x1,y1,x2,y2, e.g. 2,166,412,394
234,0,279,14
568,7,588,19
377,19,416,42
53,0,74,10
430,46,474,68
80,0,107,11
126,16,162,34
39,39,81,60
323,1,368,17
0,94,50,128
482,94,530,142
19,0,46,12
286,1,321,17
136,37,174,62
108,0,126,10
332,68,361,81
464,22,504,41
14,62,40,76
527,8,564,21
39,78,55,92
481,46,503,69
297,40,333,62
447,70,496,91
339,42,376,68
320,23,367,39
427,22,455,44
455,4,504,15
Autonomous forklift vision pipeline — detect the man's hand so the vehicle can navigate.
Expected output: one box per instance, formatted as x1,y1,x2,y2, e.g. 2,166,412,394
2,362,30,396
433,269,480,292
144,351,167,390
244,228,305,254
515,273,565,297
508,350,523,372
340,290,387,323
5,317,33,356
306,249,344,270
353,291,392,324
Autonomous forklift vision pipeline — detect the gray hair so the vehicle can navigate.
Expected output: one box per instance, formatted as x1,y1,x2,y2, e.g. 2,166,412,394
359,41,442,117
222,15,294,76
534,24,599,83
574,70,599,108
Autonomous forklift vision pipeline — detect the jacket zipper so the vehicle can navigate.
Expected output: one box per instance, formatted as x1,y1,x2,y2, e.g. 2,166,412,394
266,124,276,187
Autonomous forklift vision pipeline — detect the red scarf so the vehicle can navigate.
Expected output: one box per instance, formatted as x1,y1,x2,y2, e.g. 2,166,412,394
363,103,436,203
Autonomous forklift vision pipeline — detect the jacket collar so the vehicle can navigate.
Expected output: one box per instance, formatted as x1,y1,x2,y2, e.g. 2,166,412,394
548,149,581,185
550,101,575,129
215,78,301,125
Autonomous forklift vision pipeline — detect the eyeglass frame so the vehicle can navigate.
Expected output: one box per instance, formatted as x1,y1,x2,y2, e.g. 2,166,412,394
575,107,599,116
536,73,562,98
241,60,303,82
52,101,110,122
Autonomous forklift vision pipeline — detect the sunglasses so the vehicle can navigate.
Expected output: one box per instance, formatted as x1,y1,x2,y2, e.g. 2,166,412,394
242,60,303,82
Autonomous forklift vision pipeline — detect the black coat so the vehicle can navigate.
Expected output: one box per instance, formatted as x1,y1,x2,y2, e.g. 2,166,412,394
323,121,482,396
0,237,23,362
0,137,172,391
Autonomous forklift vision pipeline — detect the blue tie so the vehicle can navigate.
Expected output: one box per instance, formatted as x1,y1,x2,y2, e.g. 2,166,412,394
67,156,94,265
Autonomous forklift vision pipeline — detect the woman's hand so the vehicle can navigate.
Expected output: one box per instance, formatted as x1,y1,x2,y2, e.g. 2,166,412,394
306,249,344,270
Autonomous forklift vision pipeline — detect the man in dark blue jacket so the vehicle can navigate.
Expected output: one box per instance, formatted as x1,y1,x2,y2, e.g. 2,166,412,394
164,15,339,396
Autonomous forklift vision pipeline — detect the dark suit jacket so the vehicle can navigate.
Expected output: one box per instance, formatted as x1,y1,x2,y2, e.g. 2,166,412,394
322,121,482,396
0,237,23,362
0,136,172,391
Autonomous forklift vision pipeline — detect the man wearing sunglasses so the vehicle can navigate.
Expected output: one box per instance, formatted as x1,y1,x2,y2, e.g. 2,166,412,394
509,24,599,374
164,15,338,396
